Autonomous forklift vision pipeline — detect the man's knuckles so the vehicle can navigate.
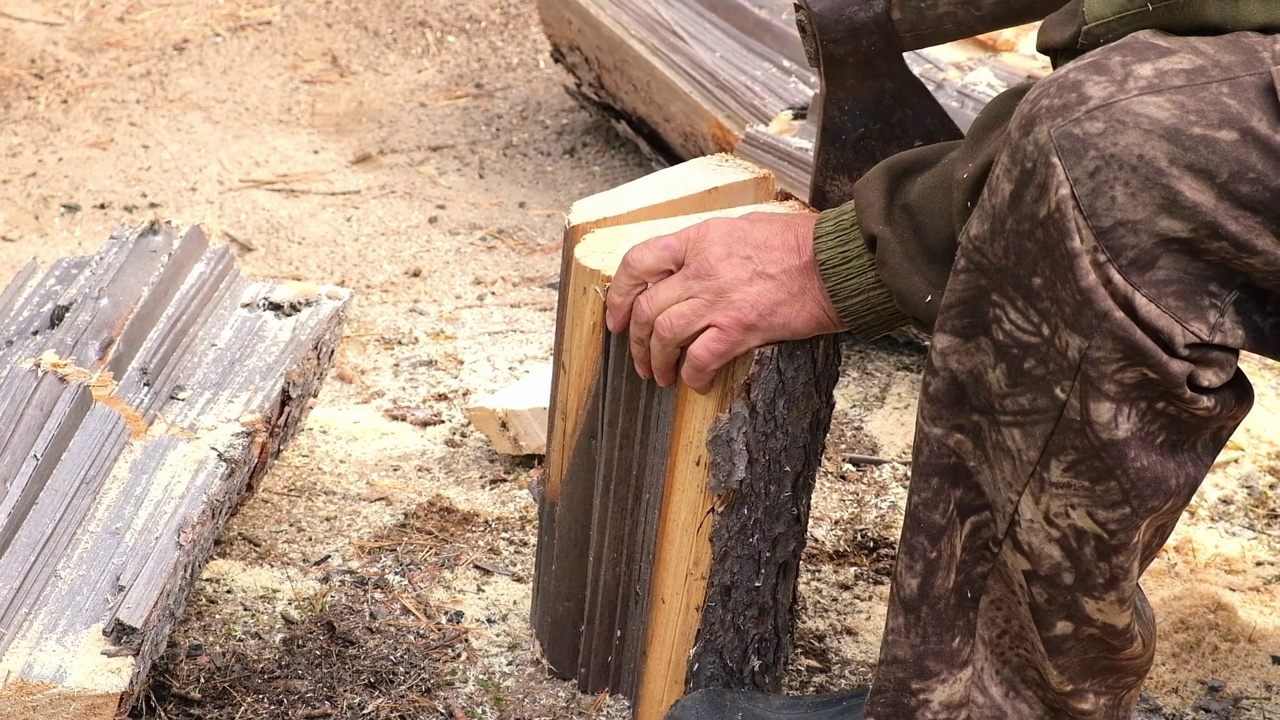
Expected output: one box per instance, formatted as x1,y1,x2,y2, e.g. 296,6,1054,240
652,312,685,345
687,330,740,372
631,291,661,328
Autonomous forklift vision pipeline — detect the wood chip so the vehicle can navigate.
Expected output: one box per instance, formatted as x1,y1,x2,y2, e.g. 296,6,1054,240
384,406,445,427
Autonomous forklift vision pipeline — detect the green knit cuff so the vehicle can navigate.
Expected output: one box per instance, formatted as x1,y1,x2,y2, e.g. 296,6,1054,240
813,202,911,340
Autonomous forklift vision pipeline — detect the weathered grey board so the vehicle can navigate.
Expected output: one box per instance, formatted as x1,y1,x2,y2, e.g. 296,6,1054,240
0,223,350,719
539,0,1049,197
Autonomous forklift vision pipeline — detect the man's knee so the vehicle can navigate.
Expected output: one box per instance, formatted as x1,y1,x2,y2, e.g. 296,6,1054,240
1001,31,1280,343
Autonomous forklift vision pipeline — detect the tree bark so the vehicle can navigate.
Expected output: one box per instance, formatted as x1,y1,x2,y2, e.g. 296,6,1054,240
689,337,840,691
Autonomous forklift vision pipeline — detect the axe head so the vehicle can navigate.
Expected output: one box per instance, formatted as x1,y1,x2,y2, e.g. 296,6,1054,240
795,0,963,210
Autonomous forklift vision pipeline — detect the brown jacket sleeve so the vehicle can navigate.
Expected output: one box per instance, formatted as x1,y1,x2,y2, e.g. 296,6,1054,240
813,84,1032,338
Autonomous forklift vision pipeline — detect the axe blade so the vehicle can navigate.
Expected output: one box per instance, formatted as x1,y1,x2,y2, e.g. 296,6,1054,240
796,0,964,210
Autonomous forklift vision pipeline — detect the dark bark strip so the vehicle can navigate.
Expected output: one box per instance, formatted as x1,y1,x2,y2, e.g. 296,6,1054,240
688,336,841,692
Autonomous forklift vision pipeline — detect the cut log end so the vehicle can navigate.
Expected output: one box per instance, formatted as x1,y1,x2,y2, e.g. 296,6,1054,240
466,363,554,456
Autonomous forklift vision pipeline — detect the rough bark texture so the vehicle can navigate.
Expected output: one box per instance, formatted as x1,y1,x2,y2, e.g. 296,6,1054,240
688,336,841,692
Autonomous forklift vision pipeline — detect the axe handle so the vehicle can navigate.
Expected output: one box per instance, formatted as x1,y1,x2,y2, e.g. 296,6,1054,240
891,0,1066,50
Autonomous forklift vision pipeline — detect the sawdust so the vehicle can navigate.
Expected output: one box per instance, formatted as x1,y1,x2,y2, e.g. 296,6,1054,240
0,623,135,697
201,559,320,600
0,680,117,720
863,371,920,462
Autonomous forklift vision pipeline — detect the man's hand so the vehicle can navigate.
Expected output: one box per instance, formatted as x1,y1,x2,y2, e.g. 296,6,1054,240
604,212,845,394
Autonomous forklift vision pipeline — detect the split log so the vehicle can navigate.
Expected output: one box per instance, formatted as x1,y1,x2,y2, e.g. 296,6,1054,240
466,363,554,455
532,159,840,719
538,0,1050,197
533,153,778,677
0,223,349,719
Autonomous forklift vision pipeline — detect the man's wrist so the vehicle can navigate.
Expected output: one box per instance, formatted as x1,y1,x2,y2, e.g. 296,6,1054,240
813,202,911,340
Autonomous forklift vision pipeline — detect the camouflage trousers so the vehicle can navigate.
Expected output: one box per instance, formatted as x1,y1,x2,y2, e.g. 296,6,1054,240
867,31,1280,720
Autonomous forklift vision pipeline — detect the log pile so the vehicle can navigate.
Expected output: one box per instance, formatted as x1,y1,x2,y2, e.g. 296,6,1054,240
532,156,840,719
0,223,349,719
538,0,1050,197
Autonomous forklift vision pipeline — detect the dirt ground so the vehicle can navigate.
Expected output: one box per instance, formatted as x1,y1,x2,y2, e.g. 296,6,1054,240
0,1,1277,718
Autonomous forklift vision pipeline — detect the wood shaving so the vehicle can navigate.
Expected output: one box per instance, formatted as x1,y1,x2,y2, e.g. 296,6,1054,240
22,350,149,438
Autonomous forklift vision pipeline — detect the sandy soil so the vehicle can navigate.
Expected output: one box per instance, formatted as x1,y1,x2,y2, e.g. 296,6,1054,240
0,1,1277,718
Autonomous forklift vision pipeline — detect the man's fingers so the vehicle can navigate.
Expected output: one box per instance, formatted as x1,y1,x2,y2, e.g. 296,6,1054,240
605,232,689,333
626,277,691,380
647,300,711,388
681,326,752,394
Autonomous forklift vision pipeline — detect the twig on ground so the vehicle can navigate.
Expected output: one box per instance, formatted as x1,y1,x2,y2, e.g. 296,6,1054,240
222,229,259,252
0,9,65,25
232,170,331,189
846,453,894,466
419,88,502,106
256,186,364,196
0,64,40,78
212,18,275,37
413,164,451,188
395,593,431,624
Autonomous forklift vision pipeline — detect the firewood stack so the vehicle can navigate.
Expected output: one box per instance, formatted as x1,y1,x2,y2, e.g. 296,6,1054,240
531,156,840,719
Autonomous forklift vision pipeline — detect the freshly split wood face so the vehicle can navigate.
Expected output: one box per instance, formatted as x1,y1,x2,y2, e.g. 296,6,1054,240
532,155,839,720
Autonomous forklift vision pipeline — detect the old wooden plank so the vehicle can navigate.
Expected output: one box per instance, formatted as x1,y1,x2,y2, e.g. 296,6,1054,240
540,0,1052,197
0,224,350,719
0,260,40,331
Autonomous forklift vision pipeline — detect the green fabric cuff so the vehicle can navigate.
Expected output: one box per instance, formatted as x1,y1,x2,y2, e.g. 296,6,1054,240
813,202,910,340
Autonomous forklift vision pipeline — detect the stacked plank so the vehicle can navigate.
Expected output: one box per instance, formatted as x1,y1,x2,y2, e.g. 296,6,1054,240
532,156,840,719
0,223,349,719
539,0,1050,197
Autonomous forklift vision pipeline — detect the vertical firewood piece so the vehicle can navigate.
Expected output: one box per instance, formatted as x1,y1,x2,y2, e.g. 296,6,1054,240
535,175,839,719
568,206,794,697
533,154,776,676
568,202,829,717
